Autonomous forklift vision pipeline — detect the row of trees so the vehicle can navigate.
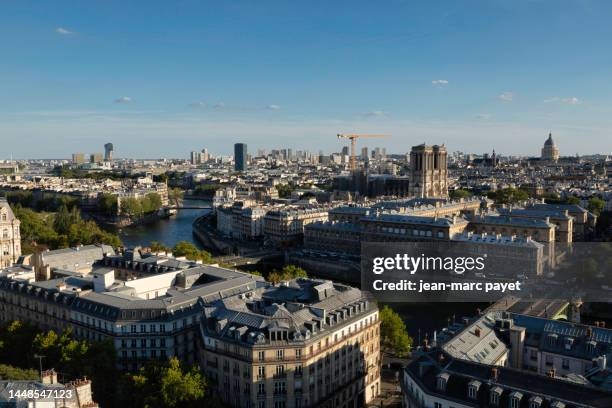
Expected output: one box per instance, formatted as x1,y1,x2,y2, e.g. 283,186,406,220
0,320,213,407
1,190,79,212
12,204,121,254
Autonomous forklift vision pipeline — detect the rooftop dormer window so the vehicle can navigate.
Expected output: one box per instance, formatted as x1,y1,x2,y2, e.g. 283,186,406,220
490,386,503,406
509,391,523,408
436,372,449,392
529,396,543,408
468,380,481,399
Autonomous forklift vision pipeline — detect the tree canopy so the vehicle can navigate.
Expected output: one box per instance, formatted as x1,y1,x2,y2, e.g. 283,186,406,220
486,187,530,205
449,189,473,200
379,305,413,357
266,265,308,283
120,357,210,408
11,204,121,254
172,241,213,263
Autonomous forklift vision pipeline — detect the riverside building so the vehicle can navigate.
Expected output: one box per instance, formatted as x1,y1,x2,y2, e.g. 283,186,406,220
200,278,381,408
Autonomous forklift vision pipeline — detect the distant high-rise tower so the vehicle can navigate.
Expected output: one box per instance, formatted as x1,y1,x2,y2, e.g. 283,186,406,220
234,143,247,171
541,133,559,162
361,147,369,161
408,144,448,198
72,153,85,164
90,153,103,164
104,143,114,161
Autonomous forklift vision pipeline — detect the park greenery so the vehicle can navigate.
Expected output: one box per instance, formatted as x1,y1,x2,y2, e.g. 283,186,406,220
486,187,530,205
379,305,413,358
120,357,213,408
449,189,473,200
119,193,163,217
588,197,605,216
12,204,121,254
266,264,308,283
0,320,212,407
1,190,80,212
150,241,214,264
168,187,184,206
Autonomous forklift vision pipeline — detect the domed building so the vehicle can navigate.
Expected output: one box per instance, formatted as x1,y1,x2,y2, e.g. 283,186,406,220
541,132,559,162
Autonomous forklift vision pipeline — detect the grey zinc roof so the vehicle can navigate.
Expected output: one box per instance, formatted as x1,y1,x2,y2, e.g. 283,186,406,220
363,213,468,226
471,215,553,228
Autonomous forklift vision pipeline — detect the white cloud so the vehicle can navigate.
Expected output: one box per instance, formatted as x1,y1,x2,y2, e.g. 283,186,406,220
544,96,582,105
114,96,132,104
497,91,513,102
363,110,389,118
266,104,281,110
213,102,225,109
431,79,449,86
56,27,75,35
475,113,492,120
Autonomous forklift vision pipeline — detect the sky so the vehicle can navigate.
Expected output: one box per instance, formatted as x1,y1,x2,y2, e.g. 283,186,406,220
1,0,612,159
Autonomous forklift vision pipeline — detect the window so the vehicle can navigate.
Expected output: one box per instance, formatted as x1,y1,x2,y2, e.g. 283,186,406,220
562,358,570,369
276,349,284,361
434,403,442,408
545,355,553,366
258,366,265,378
258,351,265,361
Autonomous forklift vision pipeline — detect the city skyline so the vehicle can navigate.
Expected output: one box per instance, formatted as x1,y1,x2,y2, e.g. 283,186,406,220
2,1,612,158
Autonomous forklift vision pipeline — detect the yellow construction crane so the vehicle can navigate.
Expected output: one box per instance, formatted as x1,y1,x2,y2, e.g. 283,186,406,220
337,133,389,172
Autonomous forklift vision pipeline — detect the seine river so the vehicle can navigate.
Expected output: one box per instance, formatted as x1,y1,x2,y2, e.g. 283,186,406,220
117,199,211,250
115,200,484,339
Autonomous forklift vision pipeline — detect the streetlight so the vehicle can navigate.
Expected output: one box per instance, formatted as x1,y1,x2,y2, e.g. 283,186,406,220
33,354,45,380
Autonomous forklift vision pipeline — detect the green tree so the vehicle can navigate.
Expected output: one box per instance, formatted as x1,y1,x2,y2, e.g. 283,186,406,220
120,197,143,217
98,193,119,216
566,196,581,205
588,197,605,216
0,320,39,368
379,305,413,357
486,188,529,205
172,241,213,263
121,358,207,408
449,189,473,200
280,265,308,280
0,364,39,380
150,241,171,253
168,188,184,206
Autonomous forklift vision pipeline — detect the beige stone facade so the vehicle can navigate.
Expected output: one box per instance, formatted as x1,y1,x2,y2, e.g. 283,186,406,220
408,144,448,198
0,199,20,268
200,280,381,408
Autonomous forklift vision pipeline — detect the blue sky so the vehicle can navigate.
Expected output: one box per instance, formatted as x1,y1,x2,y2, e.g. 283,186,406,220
1,0,611,158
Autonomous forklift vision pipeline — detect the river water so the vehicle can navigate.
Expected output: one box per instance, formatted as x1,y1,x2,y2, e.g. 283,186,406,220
115,200,483,339
117,199,211,250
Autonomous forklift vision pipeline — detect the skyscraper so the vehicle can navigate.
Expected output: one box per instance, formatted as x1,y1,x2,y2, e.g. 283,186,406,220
361,147,369,160
72,153,85,164
90,153,103,163
234,143,247,171
104,143,114,161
